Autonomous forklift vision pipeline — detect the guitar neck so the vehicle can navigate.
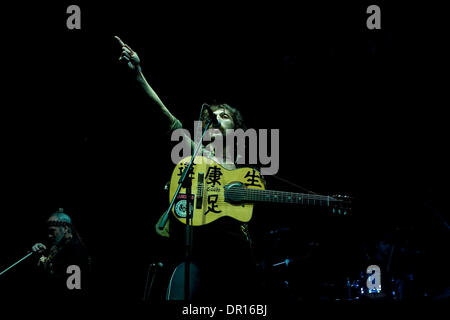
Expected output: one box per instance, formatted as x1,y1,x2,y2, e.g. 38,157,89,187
242,189,338,208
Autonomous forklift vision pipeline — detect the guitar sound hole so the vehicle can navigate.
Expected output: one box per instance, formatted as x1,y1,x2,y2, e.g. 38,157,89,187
224,183,245,203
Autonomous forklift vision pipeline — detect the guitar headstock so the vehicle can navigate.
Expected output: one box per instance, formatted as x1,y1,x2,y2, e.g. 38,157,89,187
330,194,352,216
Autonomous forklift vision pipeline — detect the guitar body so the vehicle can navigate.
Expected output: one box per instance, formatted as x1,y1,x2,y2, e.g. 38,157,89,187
170,156,265,226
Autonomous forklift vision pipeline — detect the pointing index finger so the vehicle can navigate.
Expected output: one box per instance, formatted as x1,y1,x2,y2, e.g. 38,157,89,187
114,35,126,47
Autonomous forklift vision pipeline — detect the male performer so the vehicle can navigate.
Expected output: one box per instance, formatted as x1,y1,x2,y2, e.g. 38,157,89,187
31,208,91,299
115,36,259,301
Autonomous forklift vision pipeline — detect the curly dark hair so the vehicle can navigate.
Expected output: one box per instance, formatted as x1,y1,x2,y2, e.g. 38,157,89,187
200,102,247,130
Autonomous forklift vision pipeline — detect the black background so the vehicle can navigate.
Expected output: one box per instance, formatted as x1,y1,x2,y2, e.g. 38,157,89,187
0,0,448,314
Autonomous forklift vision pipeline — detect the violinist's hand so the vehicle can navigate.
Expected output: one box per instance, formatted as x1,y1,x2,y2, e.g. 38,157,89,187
115,35,141,71
32,243,47,253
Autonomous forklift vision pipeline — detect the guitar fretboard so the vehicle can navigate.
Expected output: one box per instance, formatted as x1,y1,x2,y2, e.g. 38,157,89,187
242,189,337,207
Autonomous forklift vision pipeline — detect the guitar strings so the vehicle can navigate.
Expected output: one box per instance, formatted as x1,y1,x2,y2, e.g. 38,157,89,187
186,189,341,206
195,188,339,200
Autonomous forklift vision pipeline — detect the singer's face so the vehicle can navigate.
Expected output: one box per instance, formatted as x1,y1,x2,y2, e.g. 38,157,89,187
209,108,235,139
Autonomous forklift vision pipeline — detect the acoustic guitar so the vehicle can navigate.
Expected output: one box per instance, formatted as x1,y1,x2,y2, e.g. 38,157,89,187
170,156,351,226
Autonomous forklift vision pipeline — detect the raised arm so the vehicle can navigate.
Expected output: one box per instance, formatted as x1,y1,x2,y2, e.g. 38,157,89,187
115,36,198,238
114,36,182,132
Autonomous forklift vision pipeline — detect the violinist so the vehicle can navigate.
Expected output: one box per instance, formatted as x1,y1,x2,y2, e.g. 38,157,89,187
31,209,91,300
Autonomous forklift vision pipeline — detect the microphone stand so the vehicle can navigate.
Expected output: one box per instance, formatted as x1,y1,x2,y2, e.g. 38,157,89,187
158,115,215,301
143,262,163,302
0,251,35,276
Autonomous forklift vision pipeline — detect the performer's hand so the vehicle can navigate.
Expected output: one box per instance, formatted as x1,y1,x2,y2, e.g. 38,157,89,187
32,243,47,253
155,213,170,238
115,36,141,71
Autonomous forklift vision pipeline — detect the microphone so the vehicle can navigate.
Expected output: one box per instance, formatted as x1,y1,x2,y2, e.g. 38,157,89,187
202,104,220,127
272,258,295,267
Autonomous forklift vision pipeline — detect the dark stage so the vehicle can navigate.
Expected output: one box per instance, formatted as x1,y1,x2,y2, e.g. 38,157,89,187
0,1,448,316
